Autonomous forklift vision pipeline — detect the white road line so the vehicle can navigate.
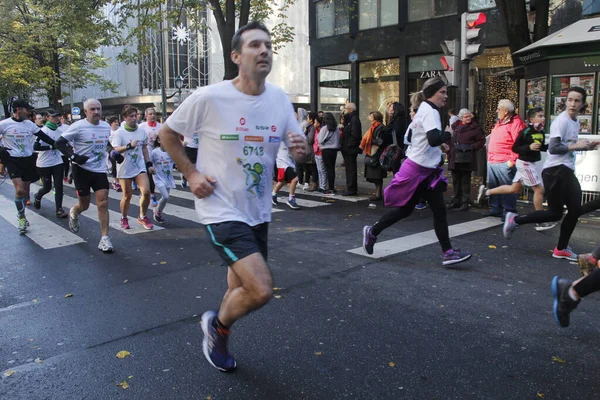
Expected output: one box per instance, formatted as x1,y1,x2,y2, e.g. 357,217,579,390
167,188,285,214
279,189,371,203
347,217,504,259
104,189,200,223
273,196,331,208
30,182,163,235
0,194,86,249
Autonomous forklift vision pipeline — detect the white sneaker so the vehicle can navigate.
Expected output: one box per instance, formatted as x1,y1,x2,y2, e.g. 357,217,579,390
476,185,486,205
302,183,309,190
98,237,114,253
535,222,557,232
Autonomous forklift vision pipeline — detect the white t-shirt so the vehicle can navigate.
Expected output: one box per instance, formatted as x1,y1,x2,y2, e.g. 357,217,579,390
185,132,199,149
276,141,295,169
166,80,302,226
0,118,38,157
544,111,580,171
151,148,175,189
36,126,64,168
406,101,443,169
111,126,148,179
139,121,161,152
61,119,111,173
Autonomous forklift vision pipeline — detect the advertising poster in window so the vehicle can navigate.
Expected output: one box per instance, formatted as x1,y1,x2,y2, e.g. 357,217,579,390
550,74,596,134
525,77,546,112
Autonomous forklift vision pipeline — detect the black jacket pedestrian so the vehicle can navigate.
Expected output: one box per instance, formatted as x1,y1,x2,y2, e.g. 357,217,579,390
305,123,316,164
341,110,362,155
511,125,547,163
447,120,486,171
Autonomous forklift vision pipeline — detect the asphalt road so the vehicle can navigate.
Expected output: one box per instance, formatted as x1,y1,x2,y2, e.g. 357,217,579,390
1,170,600,400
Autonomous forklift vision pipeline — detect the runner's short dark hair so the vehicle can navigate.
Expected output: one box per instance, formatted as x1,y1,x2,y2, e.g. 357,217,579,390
567,86,587,111
122,104,138,118
232,21,271,53
107,116,119,125
527,107,543,121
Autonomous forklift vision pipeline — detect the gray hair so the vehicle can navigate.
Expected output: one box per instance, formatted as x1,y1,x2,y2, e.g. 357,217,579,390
497,99,515,113
346,102,356,112
83,98,101,110
458,108,472,118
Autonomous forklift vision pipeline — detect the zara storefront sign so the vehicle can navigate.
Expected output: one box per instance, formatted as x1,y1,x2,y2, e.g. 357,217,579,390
419,70,443,79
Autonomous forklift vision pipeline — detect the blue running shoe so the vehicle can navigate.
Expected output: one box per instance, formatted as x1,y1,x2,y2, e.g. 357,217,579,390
201,311,236,372
442,249,472,267
150,194,158,207
414,202,426,210
286,197,300,209
551,276,579,328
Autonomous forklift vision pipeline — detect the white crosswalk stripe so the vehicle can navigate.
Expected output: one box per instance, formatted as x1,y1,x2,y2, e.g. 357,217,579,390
347,217,503,259
0,194,86,249
28,182,164,235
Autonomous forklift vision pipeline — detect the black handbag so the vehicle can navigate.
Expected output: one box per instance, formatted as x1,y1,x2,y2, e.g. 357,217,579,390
454,143,473,164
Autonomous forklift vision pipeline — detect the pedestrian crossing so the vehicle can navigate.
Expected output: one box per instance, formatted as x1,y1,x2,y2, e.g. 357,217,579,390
0,179,334,249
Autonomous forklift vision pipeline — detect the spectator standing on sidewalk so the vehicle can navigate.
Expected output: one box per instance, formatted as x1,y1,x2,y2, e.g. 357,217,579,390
318,112,341,195
341,103,362,196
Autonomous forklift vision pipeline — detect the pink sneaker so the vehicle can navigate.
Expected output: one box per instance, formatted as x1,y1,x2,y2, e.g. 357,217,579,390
120,217,130,230
137,215,154,230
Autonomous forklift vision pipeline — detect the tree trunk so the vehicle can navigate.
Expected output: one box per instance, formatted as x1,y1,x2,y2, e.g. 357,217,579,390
496,0,531,71
50,50,62,111
533,0,550,42
209,0,238,80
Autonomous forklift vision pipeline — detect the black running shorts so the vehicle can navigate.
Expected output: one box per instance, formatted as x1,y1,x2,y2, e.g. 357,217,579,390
204,221,268,266
72,164,109,197
6,155,38,182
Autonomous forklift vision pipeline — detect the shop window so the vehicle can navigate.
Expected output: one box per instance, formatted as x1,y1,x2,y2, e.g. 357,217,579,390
359,0,398,30
318,64,351,117
468,0,496,11
408,0,457,21
316,0,350,38
358,59,400,130
524,77,547,115
549,74,595,134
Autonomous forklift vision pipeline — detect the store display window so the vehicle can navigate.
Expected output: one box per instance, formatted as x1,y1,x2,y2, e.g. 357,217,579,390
549,74,596,134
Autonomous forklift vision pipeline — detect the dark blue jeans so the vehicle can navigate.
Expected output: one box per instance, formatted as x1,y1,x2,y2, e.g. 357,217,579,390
487,162,517,215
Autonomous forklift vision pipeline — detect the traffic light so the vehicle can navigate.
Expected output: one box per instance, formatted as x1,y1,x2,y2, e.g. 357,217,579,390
440,40,459,87
461,12,486,61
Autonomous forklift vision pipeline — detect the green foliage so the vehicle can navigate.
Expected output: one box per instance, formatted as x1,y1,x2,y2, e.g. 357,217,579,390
0,0,117,108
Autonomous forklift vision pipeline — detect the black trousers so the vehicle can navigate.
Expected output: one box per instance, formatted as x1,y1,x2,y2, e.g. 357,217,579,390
296,162,310,185
62,156,70,179
514,165,588,250
321,149,337,191
36,164,64,211
342,152,358,193
451,170,472,205
372,180,452,252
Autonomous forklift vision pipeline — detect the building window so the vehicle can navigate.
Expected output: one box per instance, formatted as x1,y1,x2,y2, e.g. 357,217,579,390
408,0,457,21
359,0,398,30
318,65,351,116
468,0,496,11
316,0,350,38
358,59,400,130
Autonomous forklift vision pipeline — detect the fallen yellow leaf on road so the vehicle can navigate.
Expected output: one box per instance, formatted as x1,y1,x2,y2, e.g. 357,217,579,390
4,370,15,377
116,350,131,359
273,287,282,291
32,299,39,303
128,376,133,379
552,356,566,363
389,362,396,367
537,393,544,398
117,381,129,389
314,351,322,356
34,358,43,363
64,294,73,298
160,261,167,265
123,280,128,284
488,245,497,249
273,295,281,299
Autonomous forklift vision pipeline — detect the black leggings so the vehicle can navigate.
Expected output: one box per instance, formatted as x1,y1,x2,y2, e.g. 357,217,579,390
321,149,337,191
36,164,64,211
574,267,600,298
62,156,70,179
514,166,583,250
372,180,452,252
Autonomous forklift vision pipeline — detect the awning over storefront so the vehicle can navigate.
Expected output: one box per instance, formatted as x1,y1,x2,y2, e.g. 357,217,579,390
514,16,600,64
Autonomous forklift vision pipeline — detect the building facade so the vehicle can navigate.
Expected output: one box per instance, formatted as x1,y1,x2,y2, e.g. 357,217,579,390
308,0,585,133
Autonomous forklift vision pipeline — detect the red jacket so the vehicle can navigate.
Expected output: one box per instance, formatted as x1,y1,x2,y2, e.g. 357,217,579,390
487,114,526,164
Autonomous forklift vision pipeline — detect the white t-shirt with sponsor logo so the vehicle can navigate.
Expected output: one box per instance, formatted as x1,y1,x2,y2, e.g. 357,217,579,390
405,101,443,169
61,119,111,173
166,80,302,226
36,126,64,168
543,111,580,171
0,118,38,157
150,148,175,189
111,126,148,179
276,141,295,169
139,121,161,152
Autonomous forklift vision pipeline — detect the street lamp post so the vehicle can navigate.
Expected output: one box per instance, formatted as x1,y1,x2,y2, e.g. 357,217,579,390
166,76,184,101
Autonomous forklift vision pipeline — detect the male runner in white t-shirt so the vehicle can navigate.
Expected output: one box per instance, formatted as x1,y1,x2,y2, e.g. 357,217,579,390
138,107,161,206
503,87,599,261
0,99,64,233
55,99,119,253
159,21,307,372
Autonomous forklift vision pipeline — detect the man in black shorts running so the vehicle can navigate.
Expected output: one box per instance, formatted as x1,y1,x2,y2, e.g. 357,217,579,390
159,21,307,372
